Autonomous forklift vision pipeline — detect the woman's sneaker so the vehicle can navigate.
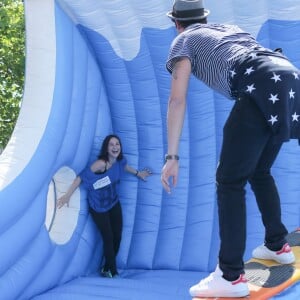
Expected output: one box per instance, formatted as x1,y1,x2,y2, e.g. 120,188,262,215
252,243,295,264
189,265,249,298
99,268,113,278
100,268,120,278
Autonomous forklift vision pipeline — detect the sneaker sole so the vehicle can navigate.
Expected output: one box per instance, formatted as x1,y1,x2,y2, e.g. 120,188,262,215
253,252,295,264
254,256,295,264
190,290,249,298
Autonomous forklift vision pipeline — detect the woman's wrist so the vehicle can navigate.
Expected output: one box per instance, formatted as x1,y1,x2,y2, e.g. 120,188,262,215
135,169,139,176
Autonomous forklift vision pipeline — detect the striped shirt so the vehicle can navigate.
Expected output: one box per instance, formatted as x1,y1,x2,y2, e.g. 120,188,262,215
166,23,268,98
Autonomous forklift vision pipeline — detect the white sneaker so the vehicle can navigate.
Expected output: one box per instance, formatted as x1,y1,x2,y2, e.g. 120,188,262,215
252,243,295,264
189,265,249,298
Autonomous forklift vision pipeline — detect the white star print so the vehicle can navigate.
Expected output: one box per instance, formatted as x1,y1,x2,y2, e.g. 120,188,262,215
293,72,299,80
268,115,278,125
249,52,258,59
230,70,237,78
245,66,255,75
246,84,256,93
289,88,295,99
269,94,280,104
292,112,300,122
271,72,281,83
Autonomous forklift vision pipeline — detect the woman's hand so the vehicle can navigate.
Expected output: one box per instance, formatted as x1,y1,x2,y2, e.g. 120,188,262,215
137,168,152,181
57,194,71,209
56,176,81,209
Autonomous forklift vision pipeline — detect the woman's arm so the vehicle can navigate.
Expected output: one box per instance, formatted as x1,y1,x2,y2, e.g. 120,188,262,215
57,176,82,208
125,164,152,181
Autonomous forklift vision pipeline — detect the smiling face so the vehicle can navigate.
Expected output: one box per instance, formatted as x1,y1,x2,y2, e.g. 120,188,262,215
98,134,123,162
107,137,121,160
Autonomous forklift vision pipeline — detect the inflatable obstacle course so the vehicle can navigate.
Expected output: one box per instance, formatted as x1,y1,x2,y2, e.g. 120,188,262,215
1,1,300,299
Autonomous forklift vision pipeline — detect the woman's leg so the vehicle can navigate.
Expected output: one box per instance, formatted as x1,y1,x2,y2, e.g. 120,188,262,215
109,201,123,257
90,208,117,275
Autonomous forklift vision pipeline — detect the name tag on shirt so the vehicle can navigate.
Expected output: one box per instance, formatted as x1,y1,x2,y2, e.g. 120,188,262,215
93,176,111,190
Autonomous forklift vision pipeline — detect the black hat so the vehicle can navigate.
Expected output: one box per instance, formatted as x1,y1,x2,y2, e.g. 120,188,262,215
167,0,210,21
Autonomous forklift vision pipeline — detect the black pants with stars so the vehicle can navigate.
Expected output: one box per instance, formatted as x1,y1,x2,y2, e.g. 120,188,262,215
218,51,300,280
216,96,288,280
230,51,300,143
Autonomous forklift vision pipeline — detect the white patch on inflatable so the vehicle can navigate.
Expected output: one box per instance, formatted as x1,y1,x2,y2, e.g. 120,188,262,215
57,0,300,61
46,166,80,245
0,0,56,190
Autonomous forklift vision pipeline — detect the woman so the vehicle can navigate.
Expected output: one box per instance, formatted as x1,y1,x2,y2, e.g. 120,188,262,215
57,134,151,278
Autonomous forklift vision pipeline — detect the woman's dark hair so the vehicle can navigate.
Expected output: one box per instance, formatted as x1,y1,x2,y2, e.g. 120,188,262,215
98,134,124,161
177,18,207,28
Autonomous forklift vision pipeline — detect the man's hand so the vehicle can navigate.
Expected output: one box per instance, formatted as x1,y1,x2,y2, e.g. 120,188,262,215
161,160,179,194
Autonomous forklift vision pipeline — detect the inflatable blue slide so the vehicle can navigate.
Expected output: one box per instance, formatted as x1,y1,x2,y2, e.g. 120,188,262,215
0,0,300,299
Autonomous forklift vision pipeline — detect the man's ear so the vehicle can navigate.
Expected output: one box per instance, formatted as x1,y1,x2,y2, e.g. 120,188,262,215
175,20,184,32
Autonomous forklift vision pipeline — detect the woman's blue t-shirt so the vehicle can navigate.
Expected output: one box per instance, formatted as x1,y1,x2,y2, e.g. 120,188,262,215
79,157,127,212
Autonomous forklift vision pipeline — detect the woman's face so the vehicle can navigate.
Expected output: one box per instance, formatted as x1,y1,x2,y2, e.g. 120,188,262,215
107,137,121,159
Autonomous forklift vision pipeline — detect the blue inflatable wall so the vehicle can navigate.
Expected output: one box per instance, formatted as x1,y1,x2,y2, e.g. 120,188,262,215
0,0,300,299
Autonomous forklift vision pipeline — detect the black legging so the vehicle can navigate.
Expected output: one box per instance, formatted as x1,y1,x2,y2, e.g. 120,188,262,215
90,201,123,275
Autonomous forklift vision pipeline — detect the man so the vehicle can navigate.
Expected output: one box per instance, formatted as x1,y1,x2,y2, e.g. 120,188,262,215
161,0,300,298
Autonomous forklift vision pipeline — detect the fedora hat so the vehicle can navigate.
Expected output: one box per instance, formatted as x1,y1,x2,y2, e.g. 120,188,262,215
167,0,210,21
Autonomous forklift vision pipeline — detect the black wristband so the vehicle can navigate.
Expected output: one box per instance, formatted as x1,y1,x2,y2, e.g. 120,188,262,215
135,170,139,176
165,154,179,161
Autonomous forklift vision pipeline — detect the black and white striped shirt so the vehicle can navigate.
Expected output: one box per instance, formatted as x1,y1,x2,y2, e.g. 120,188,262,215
166,23,267,98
